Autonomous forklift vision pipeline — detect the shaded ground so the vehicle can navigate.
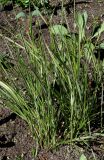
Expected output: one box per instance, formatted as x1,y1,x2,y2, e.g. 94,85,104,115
0,0,104,159
0,108,35,160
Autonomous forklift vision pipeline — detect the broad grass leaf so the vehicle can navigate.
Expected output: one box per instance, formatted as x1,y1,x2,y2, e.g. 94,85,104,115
84,42,95,53
50,25,68,36
0,81,19,102
80,154,87,160
76,12,86,42
32,9,40,16
0,81,26,107
16,12,26,19
92,22,104,38
99,42,104,49
77,12,83,29
84,42,95,60
83,11,88,27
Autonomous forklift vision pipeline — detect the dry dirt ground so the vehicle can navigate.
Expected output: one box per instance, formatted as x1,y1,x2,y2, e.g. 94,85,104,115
0,0,104,160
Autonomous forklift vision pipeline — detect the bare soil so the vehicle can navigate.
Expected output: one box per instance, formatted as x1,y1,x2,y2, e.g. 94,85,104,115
0,0,104,159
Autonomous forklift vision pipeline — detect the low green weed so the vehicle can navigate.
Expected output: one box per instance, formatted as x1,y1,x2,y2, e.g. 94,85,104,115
0,0,49,7
80,154,87,160
17,0,49,7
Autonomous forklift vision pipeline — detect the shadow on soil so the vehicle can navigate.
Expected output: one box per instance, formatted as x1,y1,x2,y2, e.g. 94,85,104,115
0,113,16,148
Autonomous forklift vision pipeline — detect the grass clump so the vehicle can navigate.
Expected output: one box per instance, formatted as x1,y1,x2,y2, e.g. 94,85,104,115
0,11,104,156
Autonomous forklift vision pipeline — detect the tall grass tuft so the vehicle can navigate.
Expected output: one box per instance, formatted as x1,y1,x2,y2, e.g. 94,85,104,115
0,11,104,156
